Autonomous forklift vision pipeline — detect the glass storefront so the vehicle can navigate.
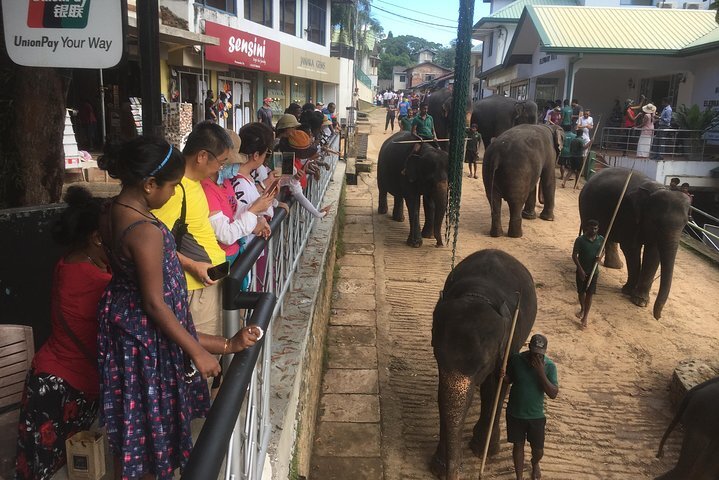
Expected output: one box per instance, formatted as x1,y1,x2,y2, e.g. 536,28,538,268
264,74,286,116
290,77,309,106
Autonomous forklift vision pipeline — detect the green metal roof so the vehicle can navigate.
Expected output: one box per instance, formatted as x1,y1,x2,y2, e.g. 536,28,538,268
487,0,577,22
526,6,719,54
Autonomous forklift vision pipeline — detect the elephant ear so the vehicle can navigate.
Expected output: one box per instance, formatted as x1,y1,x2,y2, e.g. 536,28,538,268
404,152,423,183
553,127,565,156
625,185,651,226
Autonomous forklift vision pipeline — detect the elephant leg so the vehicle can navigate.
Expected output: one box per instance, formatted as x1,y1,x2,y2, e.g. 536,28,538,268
488,188,504,237
405,194,423,247
507,200,525,238
422,194,435,239
392,194,405,222
632,243,659,308
522,184,538,220
433,180,448,247
470,373,506,458
656,430,717,480
378,188,388,215
430,368,474,480
604,241,624,269
620,242,641,295
539,168,556,221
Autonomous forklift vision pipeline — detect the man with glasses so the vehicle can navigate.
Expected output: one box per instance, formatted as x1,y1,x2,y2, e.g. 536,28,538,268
153,121,232,339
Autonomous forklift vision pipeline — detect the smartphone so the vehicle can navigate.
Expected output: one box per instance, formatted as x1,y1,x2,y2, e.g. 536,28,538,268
207,261,230,281
271,152,283,177
266,178,281,196
281,152,295,175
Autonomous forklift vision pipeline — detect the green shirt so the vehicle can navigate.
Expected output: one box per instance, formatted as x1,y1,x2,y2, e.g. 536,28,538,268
507,351,558,419
573,233,604,273
561,106,573,126
412,114,435,139
560,131,577,157
465,129,482,152
400,116,413,131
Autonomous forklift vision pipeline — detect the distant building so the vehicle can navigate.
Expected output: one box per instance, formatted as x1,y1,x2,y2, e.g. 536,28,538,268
393,66,408,91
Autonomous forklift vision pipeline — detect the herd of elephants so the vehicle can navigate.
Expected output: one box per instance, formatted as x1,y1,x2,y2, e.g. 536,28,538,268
374,91,718,479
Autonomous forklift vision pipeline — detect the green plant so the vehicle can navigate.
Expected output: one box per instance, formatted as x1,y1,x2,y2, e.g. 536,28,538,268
673,104,719,132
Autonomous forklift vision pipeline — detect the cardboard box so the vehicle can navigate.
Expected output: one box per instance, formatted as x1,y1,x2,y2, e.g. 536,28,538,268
65,431,106,480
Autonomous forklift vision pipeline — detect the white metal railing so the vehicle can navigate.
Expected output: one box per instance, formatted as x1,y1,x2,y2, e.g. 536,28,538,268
600,127,710,160
221,133,341,480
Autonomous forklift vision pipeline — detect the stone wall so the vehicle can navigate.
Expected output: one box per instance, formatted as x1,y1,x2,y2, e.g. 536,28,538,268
408,64,449,88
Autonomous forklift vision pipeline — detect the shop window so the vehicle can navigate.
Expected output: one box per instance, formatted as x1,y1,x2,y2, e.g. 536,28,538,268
280,0,297,35
201,0,236,14
265,76,285,114
510,83,528,101
291,78,308,105
307,0,326,45
246,0,272,27
399,75,406,83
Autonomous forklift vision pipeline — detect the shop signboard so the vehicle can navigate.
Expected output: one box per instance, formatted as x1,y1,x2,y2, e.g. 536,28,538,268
204,21,280,73
280,45,340,84
1,0,125,68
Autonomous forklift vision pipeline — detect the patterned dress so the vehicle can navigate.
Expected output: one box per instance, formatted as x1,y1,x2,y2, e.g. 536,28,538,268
97,218,210,480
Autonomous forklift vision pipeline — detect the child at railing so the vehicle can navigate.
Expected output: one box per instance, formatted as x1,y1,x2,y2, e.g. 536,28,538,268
96,137,261,479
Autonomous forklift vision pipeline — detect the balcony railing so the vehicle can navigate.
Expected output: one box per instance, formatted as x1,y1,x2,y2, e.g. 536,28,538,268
356,68,372,89
600,127,710,160
182,133,341,480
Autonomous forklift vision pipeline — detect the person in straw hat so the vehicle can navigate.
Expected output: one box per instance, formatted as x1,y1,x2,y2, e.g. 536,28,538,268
637,103,657,158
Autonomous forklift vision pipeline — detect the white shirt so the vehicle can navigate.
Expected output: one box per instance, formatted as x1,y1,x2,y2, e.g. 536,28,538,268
577,115,593,143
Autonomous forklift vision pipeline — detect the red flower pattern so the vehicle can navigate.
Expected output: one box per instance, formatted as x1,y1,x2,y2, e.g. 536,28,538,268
39,420,57,448
63,400,79,421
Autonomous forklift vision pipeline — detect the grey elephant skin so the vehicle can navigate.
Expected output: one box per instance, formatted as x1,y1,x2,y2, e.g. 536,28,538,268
655,376,719,480
377,131,449,247
426,88,472,150
471,95,539,148
578,168,689,319
430,249,537,480
482,124,564,238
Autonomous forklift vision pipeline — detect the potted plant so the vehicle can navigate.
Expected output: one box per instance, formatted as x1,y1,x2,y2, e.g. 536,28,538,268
673,104,719,160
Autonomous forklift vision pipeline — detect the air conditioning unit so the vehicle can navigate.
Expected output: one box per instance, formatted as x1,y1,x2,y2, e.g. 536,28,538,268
683,2,701,8
657,2,675,7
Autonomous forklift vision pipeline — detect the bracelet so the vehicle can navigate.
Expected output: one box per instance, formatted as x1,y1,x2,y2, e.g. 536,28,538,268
223,337,230,355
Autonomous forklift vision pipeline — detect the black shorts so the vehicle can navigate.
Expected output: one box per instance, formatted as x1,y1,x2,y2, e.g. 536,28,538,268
464,150,478,163
506,414,546,449
558,156,570,167
570,155,583,171
576,270,598,294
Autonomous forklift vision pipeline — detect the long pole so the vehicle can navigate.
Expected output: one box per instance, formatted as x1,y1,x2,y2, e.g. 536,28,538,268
99,69,106,146
585,170,634,289
479,293,521,478
574,118,601,189
137,0,163,137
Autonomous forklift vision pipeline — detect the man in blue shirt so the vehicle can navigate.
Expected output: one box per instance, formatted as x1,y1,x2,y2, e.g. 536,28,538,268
653,97,674,159
397,96,410,121
504,334,559,480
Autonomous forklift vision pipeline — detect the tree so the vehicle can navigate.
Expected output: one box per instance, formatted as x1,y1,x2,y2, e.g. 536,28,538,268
377,34,453,80
434,39,458,70
0,32,67,207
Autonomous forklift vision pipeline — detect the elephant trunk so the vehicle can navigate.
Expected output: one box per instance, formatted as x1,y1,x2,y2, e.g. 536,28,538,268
437,369,473,480
434,180,448,247
653,234,680,320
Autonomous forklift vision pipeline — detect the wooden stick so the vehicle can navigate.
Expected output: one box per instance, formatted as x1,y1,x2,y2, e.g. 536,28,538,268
585,169,633,290
393,138,454,144
479,293,522,479
574,118,601,189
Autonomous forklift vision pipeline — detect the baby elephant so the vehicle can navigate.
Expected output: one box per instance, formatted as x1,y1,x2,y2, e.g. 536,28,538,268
655,376,719,480
482,124,564,238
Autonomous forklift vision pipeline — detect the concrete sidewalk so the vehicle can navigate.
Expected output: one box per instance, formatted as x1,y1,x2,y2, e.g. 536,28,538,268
309,174,383,479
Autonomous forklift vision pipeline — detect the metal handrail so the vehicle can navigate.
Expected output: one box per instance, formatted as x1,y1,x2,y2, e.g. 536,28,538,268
599,127,709,160
182,133,341,480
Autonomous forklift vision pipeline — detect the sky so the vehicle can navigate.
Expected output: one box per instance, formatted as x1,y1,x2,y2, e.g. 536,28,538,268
369,0,492,47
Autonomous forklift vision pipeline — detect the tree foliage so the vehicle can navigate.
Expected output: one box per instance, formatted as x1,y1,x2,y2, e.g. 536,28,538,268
331,0,384,57
377,34,456,80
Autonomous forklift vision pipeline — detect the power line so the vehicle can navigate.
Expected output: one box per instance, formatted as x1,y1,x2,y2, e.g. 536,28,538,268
372,10,458,33
373,0,459,23
370,4,459,29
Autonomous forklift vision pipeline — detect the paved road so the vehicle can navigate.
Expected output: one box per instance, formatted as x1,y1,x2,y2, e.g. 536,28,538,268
342,107,719,480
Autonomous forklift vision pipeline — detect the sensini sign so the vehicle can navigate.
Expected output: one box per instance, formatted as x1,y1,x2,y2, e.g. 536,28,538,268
1,0,124,68
204,21,280,73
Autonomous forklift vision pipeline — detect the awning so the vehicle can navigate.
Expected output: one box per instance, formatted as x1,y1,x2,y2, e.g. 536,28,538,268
126,15,219,48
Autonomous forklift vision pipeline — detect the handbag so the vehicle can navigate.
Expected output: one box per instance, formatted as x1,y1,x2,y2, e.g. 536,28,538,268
171,183,188,251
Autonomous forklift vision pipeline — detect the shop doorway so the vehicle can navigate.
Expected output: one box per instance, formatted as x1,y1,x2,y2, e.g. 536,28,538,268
218,78,253,133
177,71,208,125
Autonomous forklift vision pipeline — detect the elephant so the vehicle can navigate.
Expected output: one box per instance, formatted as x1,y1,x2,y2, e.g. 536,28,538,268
578,168,690,319
482,124,565,238
471,95,539,149
655,376,719,480
430,249,537,480
426,88,472,150
377,131,449,247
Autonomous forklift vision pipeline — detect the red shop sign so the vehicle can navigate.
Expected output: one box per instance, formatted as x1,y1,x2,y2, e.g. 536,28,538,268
204,21,280,73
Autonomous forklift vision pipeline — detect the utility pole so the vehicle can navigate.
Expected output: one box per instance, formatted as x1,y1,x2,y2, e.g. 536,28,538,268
137,0,163,138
